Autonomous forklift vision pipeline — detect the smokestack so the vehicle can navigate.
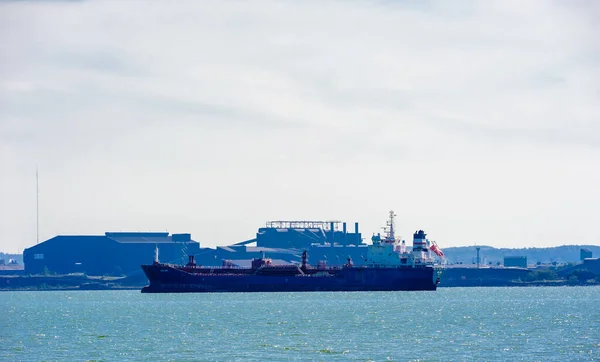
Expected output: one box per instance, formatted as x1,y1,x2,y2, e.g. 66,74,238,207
354,222,359,234
343,222,347,234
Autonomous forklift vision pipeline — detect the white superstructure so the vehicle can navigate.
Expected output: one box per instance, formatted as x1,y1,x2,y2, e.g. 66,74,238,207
365,210,445,267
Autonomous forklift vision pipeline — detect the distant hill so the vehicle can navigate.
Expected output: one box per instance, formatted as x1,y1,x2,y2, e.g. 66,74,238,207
443,245,600,265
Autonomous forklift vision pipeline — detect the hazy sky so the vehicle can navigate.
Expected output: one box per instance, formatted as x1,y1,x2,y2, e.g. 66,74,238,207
1,0,599,253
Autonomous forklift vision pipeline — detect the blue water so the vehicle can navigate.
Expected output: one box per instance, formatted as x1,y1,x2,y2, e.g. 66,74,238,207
2,287,599,361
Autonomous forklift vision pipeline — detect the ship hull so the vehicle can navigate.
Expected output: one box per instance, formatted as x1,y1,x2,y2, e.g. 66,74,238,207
140,264,438,293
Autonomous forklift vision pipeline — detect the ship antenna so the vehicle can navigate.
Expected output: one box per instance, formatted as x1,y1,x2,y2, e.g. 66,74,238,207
388,210,396,240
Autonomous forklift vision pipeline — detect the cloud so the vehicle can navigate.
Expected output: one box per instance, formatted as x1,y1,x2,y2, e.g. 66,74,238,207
0,0,599,252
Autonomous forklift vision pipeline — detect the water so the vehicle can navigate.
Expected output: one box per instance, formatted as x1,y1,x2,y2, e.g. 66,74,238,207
2,287,599,361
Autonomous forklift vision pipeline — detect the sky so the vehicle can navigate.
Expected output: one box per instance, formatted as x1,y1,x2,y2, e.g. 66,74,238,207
1,0,599,253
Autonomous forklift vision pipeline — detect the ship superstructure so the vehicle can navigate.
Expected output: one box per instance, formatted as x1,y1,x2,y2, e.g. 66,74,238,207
367,211,438,267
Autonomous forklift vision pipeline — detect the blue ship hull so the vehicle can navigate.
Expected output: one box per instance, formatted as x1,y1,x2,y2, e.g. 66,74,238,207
140,264,438,293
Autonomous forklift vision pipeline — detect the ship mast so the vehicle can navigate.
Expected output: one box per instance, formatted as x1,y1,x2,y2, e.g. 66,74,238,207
388,210,396,240
382,210,397,242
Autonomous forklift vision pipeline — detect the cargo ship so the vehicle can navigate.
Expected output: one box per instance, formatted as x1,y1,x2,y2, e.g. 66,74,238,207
141,211,445,293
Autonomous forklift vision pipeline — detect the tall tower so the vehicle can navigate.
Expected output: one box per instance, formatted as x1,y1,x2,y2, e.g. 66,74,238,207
476,247,481,269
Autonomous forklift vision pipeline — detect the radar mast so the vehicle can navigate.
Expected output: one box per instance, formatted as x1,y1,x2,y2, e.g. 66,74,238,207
383,210,397,243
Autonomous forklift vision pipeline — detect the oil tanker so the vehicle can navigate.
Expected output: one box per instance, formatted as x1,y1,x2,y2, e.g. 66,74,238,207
141,211,445,293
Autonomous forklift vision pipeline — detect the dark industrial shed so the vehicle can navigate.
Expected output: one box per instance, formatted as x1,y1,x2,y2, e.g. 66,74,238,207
23,232,201,276
504,256,528,268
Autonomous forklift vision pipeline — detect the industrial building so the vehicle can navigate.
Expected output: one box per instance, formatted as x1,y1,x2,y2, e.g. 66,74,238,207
197,220,365,267
22,220,365,276
23,232,201,276
504,256,528,268
251,221,362,248
582,258,600,273
580,248,593,261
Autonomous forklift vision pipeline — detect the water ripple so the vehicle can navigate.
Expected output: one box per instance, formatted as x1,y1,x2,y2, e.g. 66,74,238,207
1,287,599,360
